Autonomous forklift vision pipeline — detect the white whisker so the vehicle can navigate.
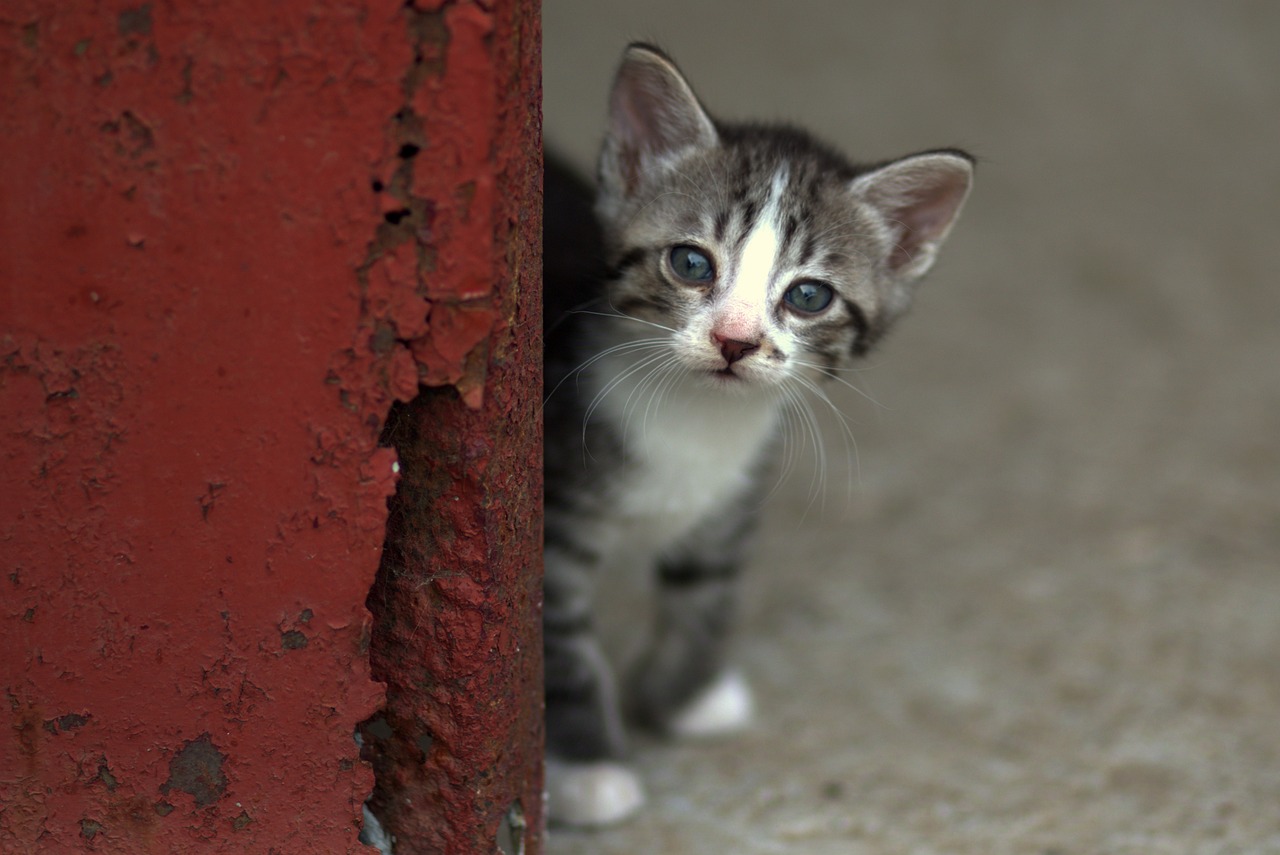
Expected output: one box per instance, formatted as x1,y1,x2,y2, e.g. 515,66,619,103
791,373,861,509
545,337,668,407
641,356,687,446
582,348,673,461
570,308,678,336
791,382,828,515
791,358,888,410
762,385,805,506
620,353,683,452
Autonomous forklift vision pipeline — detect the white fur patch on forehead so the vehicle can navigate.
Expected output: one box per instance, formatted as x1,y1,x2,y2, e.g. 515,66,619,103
735,215,780,302
721,169,789,336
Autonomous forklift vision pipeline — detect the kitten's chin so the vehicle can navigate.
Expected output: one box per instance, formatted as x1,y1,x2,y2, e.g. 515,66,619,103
699,366,774,395
675,353,779,394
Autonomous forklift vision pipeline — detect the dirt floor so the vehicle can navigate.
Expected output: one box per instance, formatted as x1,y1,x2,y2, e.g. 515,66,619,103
542,3,1280,853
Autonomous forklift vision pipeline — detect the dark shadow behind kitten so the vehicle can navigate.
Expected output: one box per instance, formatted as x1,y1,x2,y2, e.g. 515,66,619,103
543,44,973,827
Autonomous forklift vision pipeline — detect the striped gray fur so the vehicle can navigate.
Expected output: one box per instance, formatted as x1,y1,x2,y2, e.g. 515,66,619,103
543,43,973,826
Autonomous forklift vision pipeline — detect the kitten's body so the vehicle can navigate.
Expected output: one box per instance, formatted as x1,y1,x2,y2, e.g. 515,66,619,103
544,45,973,826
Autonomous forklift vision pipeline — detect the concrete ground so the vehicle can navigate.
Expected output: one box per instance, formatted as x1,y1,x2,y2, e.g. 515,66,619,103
542,3,1280,853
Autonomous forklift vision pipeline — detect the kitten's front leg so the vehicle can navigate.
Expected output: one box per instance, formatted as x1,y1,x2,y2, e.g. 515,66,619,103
627,506,759,738
543,527,645,826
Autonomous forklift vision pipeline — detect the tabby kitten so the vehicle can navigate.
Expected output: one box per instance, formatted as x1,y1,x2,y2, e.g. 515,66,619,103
543,44,973,826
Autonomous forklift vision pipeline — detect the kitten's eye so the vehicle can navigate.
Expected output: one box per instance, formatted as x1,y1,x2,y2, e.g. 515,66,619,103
669,245,715,284
783,281,834,314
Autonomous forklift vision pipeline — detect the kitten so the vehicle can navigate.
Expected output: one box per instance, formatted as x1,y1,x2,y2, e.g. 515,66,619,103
543,43,973,827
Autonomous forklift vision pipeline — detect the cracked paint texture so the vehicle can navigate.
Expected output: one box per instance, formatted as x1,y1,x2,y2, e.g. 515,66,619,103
1,0,540,851
358,1,545,853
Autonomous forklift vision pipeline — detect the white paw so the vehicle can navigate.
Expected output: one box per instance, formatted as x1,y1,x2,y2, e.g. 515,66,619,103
668,669,754,738
545,759,646,827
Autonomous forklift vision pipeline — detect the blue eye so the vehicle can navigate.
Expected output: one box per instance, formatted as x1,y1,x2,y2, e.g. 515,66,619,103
784,281,834,313
669,245,715,284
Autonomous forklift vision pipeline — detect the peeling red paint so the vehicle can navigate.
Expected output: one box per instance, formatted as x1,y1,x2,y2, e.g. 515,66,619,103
2,0,540,852
359,0,544,852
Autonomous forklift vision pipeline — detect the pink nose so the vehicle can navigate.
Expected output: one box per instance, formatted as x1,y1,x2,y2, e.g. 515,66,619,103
714,333,759,365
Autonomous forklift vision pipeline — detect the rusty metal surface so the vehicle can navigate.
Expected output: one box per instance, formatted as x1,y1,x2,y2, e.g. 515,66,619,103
1,0,542,852
360,1,545,853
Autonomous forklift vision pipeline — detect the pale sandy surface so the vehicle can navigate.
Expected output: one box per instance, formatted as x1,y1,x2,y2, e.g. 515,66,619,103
543,3,1280,853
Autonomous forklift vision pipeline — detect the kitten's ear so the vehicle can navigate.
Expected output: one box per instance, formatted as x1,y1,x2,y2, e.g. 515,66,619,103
851,151,974,282
601,44,719,197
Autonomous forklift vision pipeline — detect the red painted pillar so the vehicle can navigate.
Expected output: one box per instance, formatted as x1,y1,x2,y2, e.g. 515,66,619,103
1,0,541,852
358,2,545,853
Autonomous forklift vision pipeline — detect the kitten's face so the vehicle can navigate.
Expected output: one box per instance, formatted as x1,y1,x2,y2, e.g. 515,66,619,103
594,46,973,394
601,147,886,391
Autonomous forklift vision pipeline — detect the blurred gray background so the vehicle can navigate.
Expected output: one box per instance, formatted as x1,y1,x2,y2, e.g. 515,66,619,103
543,3,1280,852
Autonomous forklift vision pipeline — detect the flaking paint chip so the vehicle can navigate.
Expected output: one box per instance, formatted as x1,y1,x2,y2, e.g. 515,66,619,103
161,734,228,807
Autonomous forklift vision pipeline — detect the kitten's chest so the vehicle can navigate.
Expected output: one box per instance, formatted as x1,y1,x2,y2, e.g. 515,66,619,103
589,363,777,537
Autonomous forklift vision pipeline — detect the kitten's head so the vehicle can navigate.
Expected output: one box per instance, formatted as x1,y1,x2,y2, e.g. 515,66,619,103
594,44,973,392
